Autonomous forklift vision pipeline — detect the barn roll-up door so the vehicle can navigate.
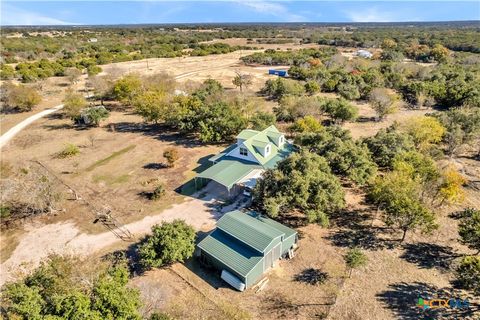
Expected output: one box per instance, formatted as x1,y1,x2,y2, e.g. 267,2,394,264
221,270,246,291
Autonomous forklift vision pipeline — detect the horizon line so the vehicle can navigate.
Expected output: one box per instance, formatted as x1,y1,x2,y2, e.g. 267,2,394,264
2,20,479,27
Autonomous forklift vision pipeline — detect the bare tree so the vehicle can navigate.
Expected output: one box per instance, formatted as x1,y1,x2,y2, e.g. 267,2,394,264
87,75,113,105
232,71,253,92
369,88,399,121
65,67,82,85
87,133,97,147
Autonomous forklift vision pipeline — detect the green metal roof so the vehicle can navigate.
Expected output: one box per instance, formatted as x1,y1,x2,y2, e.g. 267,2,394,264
197,229,262,277
239,125,291,166
197,210,298,277
237,129,259,140
263,142,295,169
266,130,284,139
249,212,297,239
196,159,262,190
251,139,270,149
208,144,236,163
217,210,284,253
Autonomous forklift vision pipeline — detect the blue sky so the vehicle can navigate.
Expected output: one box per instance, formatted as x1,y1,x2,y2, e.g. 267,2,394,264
1,1,479,25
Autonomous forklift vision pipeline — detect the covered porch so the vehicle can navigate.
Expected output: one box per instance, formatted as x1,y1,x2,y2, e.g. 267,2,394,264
195,158,264,198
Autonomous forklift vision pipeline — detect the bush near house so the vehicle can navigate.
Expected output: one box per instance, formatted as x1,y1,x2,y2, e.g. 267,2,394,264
163,148,179,168
138,220,196,269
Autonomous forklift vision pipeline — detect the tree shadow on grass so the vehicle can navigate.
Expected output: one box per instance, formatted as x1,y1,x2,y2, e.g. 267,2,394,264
327,207,398,250
294,268,328,285
376,282,478,320
326,208,397,251
326,227,397,251
400,242,459,272
143,162,168,170
111,122,216,148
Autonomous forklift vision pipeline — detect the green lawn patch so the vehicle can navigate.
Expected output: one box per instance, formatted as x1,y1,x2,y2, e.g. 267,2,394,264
86,145,136,172
93,174,131,185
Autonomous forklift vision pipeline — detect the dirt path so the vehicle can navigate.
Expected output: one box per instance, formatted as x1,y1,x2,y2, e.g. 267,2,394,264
0,183,244,286
0,104,64,149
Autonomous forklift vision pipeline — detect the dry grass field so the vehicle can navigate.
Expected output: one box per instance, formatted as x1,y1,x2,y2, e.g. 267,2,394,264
1,47,479,319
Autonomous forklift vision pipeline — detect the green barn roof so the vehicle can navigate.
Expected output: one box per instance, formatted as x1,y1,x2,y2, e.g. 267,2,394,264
217,210,284,253
198,229,263,277
197,211,298,277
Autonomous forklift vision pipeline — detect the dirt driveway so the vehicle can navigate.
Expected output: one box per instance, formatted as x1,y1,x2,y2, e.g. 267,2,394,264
0,182,246,286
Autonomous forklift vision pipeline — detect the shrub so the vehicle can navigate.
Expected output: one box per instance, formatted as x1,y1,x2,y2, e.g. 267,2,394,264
290,115,323,134
4,84,42,112
56,143,80,158
304,80,320,95
151,184,166,200
113,73,142,105
249,111,276,131
138,220,196,269
400,116,446,152
458,208,480,254
81,106,109,127
337,82,361,100
163,148,179,168
344,248,368,270
323,98,359,123
63,89,87,120
455,256,480,295
0,64,15,80
87,65,102,76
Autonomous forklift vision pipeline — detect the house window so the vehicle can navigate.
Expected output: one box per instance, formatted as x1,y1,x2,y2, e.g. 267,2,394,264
265,145,270,154
279,136,284,144
240,147,248,156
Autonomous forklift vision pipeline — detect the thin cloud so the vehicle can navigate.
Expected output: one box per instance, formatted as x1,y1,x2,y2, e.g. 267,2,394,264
238,0,308,22
345,7,420,23
1,4,80,25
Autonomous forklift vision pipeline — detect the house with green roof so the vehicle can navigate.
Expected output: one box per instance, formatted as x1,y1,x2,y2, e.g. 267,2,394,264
197,210,298,291
196,125,294,195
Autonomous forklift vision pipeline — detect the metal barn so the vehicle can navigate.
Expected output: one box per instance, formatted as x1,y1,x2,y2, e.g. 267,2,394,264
197,210,297,291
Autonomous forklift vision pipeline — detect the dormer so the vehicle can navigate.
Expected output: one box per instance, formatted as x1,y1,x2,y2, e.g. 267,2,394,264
252,140,271,158
265,131,285,148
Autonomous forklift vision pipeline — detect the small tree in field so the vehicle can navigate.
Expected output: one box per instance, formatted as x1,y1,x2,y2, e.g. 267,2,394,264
344,248,368,277
81,106,110,127
369,88,398,121
63,89,87,121
151,183,166,200
65,67,82,84
304,81,320,95
368,170,437,242
400,116,445,152
458,208,480,254
232,72,252,92
163,148,179,168
138,220,195,269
